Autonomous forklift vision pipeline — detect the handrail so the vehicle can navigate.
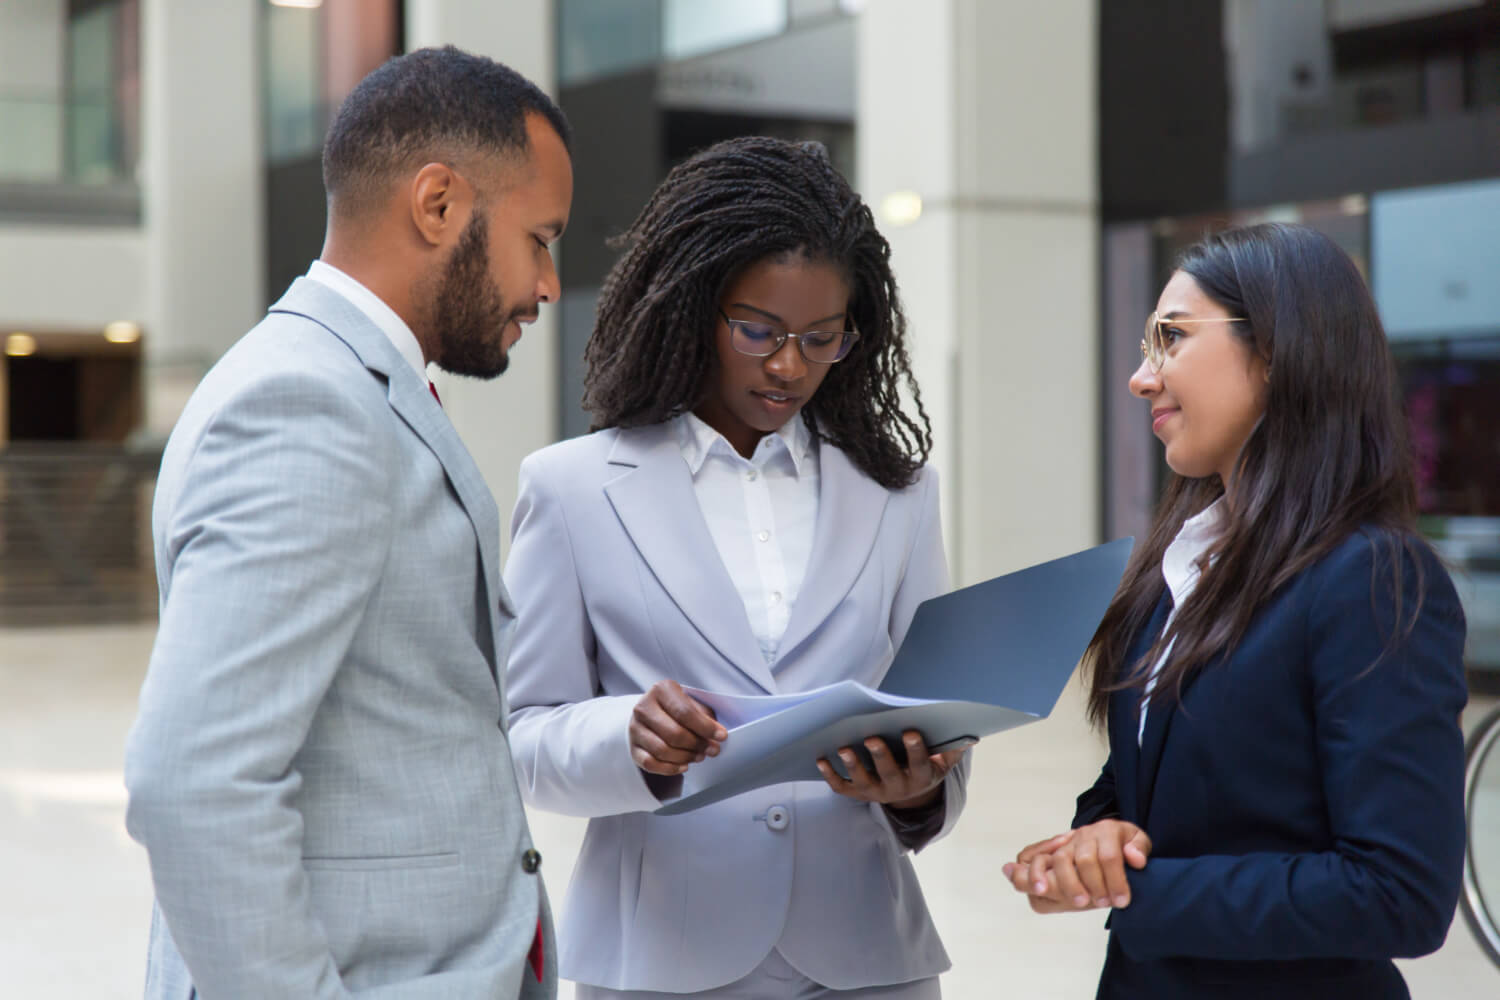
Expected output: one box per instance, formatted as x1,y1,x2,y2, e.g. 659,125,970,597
0,443,162,625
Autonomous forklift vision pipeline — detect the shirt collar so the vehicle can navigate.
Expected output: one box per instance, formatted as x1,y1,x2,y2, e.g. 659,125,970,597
1162,497,1225,606
306,259,428,381
675,411,815,478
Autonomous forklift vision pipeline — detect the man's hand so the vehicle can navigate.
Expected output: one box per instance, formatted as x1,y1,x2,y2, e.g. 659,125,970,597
629,680,727,776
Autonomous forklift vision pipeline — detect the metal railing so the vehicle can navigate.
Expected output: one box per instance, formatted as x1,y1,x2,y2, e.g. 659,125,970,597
0,443,161,625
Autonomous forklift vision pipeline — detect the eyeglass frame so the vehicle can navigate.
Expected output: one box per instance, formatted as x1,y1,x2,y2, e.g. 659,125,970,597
717,308,861,365
1141,311,1251,372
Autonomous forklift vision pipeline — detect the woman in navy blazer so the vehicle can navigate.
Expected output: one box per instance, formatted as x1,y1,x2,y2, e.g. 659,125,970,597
504,138,970,998
1005,223,1468,999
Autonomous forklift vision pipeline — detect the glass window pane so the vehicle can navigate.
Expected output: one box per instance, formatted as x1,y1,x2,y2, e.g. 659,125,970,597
663,0,786,61
264,2,322,162
67,3,119,182
558,0,662,86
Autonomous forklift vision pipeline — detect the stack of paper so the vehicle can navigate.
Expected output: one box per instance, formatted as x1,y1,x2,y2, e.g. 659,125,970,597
654,537,1134,815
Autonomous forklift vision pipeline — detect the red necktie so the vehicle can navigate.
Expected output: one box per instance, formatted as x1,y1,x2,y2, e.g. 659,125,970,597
528,917,544,982
429,381,442,406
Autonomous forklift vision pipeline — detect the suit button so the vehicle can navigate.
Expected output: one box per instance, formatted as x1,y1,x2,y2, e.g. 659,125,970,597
765,805,790,832
521,848,542,874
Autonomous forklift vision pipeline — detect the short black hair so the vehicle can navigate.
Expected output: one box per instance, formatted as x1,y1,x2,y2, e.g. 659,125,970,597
322,45,571,220
583,136,931,491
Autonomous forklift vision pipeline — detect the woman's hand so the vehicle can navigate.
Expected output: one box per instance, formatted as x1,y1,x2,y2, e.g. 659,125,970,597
815,730,969,808
629,680,727,776
1003,820,1152,913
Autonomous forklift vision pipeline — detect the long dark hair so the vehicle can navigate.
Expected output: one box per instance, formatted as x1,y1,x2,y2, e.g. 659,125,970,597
1085,222,1423,727
581,136,931,490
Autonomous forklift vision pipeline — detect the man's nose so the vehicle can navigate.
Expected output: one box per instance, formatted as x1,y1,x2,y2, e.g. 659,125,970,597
536,251,560,304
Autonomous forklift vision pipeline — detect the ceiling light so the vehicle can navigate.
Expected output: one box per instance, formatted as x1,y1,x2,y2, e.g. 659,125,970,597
6,333,37,357
104,320,141,344
880,191,923,227
269,0,323,8
1339,194,1369,216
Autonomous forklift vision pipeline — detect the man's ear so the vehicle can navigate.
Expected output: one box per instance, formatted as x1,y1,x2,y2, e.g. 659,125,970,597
409,162,467,247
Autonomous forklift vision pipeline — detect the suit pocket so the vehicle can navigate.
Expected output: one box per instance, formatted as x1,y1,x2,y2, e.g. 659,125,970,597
302,850,459,872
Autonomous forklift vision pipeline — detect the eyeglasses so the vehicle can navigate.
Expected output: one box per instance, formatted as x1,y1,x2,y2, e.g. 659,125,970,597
1141,311,1250,372
719,309,860,365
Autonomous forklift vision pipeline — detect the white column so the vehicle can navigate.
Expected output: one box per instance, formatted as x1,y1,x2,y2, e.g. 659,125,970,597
140,0,264,434
858,0,1099,585
405,0,560,541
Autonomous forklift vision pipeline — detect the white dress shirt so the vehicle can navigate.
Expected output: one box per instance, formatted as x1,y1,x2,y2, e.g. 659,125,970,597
1139,497,1224,744
306,259,428,381
674,412,820,663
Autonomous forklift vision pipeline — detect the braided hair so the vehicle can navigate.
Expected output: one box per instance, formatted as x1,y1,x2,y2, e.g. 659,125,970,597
582,136,932,491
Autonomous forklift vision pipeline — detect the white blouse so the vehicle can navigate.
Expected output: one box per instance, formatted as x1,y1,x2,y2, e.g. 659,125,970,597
1139,498,1225,744
674,412,820,663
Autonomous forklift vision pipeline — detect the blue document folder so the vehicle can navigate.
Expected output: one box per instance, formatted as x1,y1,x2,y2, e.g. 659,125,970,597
653,536,1134,815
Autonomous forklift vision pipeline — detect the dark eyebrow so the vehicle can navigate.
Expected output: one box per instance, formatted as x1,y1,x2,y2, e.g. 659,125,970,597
728,303,847,327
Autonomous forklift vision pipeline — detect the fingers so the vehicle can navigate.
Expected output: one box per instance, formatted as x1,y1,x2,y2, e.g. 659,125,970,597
818,732,963,806
1074,833,1120,909
654,681,728,745
629,682,728,776
934,746,970,769
898,731,935,783
817,745,876,801
1048,845,1091,909
867,736,908,785
1006,821,1149,915
815,757,846,793
1017,831,1073,864
1123,827,1153,869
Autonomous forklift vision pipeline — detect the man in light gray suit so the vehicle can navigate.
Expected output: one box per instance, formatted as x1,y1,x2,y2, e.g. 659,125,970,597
124,46,572,999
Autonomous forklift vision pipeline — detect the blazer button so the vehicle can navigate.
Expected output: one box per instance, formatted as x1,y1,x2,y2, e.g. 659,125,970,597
765,805,790,832
521,848,542,874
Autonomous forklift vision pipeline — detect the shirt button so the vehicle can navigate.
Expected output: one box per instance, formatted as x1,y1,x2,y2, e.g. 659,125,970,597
745,469,757,482
765,805,790,832
521,848,542,874
770,591,782,604
757,530,770,542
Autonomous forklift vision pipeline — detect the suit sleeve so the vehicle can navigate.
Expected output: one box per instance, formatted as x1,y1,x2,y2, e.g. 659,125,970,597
503,452,665,817
875,465,970,851
1072,756,1121,828
1109,537,1468,962
124,373,396,999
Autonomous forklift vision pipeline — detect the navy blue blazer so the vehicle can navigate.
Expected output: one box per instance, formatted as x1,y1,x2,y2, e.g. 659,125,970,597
1072,528,1468,1000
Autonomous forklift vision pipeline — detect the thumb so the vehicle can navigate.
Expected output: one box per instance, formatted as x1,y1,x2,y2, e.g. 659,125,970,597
1123,829,1153,869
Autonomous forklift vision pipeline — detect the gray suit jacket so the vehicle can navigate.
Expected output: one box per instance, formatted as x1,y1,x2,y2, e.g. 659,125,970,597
504,425,965,993
125,278,553,999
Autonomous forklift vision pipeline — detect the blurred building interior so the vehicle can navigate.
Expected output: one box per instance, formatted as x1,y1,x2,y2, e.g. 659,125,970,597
0,0,1495,645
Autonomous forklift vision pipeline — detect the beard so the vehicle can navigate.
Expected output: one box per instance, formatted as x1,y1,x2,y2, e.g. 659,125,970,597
431,212,531,379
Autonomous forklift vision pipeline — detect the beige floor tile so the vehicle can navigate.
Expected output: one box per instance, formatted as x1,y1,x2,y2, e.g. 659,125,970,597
2,626,1495,998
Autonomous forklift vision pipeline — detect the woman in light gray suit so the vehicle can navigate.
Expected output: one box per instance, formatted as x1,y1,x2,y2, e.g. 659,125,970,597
504,138,970,998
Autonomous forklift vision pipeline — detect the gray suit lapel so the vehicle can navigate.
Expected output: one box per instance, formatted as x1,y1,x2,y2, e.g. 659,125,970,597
602,425,776,694
268,278,508,676
775,442,889,663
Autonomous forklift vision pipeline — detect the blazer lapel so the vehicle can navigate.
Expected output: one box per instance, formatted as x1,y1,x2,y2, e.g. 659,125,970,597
602,425,776,694
773,442,889,666
269,279,506,683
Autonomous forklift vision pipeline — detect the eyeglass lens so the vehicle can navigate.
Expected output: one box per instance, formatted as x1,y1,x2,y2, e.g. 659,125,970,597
726,318,855,364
